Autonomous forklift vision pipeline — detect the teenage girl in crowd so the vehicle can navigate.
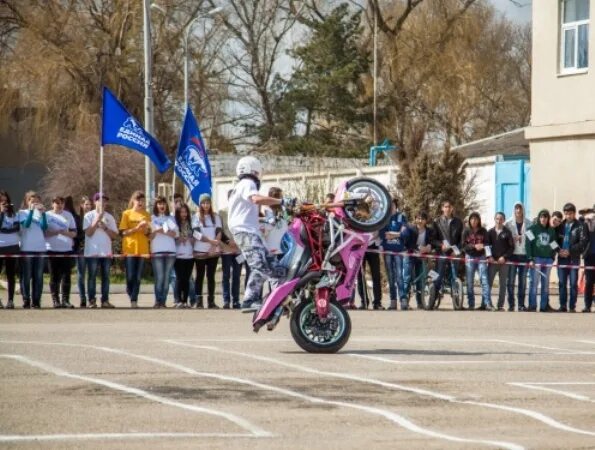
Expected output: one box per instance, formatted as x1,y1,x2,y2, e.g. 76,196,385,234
45,196,77,308
150,196,178,308
19,191,48,308
174,203,194,308
73,196,93,307
192,193,222,309
119,191,151,308
0,190,19,309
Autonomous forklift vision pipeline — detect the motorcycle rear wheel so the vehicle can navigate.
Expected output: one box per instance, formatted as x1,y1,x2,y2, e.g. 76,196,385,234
342,178,391,232
290,300,351,353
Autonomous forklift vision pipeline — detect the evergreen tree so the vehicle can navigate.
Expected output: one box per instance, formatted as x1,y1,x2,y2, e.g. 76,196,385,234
267,3,369,156
397,142,475,220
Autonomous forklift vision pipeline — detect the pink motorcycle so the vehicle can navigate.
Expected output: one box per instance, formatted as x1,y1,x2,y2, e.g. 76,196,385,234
252,178,392,353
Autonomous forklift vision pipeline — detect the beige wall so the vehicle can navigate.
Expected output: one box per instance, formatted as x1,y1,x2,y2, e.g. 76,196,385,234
530,138,595,213
529,1,595,215
531,0,595,131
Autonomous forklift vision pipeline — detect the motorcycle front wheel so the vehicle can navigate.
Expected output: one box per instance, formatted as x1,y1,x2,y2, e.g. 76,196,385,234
289,300,351,353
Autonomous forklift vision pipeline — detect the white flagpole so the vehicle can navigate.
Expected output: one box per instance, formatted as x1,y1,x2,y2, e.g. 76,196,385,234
99,145,104,199
172,164,176,199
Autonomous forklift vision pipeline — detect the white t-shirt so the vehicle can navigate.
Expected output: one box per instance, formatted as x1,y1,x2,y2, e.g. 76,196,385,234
192,213,222,253
228,178,260,235
0,213,20,247
83,210,118,257
175,220,194,259
260,209,288,253
45,210,76,252
176,239,194,259
150,214,178,254
18,209,47,252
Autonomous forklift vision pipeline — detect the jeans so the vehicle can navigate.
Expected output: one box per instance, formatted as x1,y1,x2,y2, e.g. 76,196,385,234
488,262,508,308
558,259,579,309
87,257,111,302
76,254,86,302
384,253,411,304
357,247,382,307
152,253,176,305
507,254,528,309
222,253,242,305
433,257,459,292
411,257,427,308
48,251,73,303
21,253,44,306
528,257,552,310
585,254,595,310
125,256,145,303
174,258,194,304
465,257,490,308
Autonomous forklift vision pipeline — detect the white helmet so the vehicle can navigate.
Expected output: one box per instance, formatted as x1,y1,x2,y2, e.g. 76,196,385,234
236,156,262,178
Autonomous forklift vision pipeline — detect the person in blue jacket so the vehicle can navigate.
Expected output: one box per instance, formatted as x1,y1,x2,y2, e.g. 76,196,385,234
379,198,410,310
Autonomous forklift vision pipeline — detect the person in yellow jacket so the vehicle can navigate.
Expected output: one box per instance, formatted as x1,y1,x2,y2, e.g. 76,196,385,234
119,190,151,308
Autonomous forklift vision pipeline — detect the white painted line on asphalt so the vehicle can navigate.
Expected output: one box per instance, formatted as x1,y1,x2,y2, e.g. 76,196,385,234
527,382,595,385
173,336,595,354
0,353,271,438
489,339,595,355
509,382,595,403
348,353,595,365
0,340,522,450
165,340,595,439
0,432,257,443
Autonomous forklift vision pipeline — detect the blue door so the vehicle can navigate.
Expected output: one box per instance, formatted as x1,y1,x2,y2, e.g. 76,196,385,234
495,159,530,219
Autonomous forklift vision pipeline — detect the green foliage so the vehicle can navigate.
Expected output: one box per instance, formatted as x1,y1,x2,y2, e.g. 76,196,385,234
277,132,367,158
288,4,368,130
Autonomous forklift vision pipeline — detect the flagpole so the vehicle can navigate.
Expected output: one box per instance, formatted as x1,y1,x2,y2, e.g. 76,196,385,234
99,145,104,199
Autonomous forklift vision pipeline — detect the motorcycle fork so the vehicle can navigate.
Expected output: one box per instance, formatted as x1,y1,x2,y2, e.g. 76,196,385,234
315,287,330,319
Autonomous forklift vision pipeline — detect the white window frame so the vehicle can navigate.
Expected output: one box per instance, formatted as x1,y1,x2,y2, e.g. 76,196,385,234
560,0,590,75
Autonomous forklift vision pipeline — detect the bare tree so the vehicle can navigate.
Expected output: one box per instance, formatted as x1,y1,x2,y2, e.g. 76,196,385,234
211,0,300,145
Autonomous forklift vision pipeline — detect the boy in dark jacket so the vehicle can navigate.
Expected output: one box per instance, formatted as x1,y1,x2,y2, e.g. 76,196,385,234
486,212,515,311
431,200,464,297
526,209,557,312
580,204,595,312
555,203,589,312
462,212,491,310
408,211,435,309
379,199,409,310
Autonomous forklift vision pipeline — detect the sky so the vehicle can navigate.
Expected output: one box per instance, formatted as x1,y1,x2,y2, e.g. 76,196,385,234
491,0,532,23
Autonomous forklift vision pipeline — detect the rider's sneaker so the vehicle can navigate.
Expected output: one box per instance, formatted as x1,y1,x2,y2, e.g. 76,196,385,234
241,300,261,309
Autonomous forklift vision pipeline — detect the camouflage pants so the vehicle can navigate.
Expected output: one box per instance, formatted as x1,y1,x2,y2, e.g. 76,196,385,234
233,232,285,304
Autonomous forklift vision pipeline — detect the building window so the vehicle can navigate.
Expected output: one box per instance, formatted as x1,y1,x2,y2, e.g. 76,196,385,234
561,0,590,73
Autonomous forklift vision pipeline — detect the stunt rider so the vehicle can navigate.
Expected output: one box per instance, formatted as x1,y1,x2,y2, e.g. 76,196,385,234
228,156,295,309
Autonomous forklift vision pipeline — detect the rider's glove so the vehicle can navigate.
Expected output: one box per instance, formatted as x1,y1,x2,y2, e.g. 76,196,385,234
280,197,297,209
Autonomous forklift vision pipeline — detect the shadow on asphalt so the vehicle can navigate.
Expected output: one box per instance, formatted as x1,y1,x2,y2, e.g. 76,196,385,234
282,349,534,356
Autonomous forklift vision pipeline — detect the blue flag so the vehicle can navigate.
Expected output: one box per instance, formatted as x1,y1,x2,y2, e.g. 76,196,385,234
175,106,212,204
101,86,171,173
